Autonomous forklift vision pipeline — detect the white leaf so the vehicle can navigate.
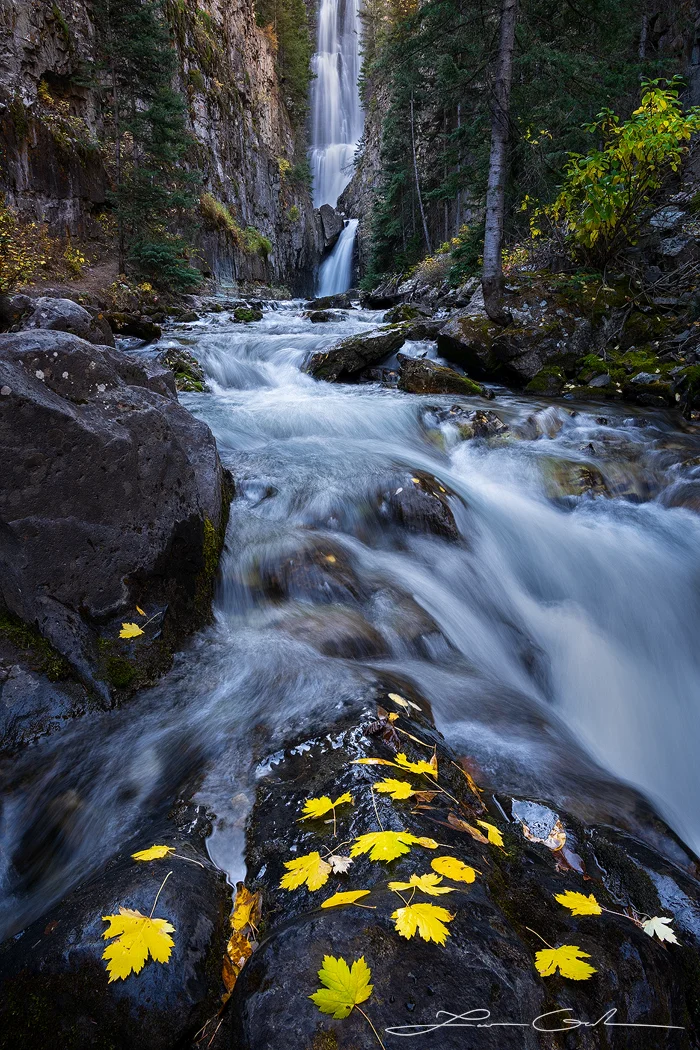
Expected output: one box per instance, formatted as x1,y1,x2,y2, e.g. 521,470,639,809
642,916,678,944
328,854,354,874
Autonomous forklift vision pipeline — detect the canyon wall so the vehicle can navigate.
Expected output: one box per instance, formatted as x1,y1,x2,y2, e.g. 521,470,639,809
0,0,323,292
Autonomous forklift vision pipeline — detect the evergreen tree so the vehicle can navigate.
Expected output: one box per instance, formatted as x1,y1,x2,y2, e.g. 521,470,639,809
255,0,314,131
94,0,201,289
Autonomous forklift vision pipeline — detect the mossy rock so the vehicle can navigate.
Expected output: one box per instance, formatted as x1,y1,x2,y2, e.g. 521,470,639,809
157,347,207,392
232,306,263,323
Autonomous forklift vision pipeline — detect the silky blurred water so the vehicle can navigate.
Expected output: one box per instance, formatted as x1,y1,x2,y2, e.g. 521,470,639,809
2,302,700,941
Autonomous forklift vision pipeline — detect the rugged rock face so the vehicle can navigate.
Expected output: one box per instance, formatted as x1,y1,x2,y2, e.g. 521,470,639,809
17,296,115,347
304,327,406,381
0,0,323,291
0,327,231,700
232,685,700,1050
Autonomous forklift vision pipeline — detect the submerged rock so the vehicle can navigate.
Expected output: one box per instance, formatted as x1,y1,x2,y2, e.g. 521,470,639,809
397,354,489,397
422,404,509,441
0,330,231,700
304,327,406,381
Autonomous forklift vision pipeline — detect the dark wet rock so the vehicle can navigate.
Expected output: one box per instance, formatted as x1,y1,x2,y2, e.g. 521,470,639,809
307,293,353,311
422,404,508,441
319,204,344,250
232,307,263,323
623,376,674,407
157,347,207,392
0,293,32,329
304,327,406,381
588,372,611,387
383,302,431,324
541,458,609,502
438,314,588,386
177,309,201,322
659,480,700,513
524,366,567,395
0,806,230,1050
397,354,489,397
0,663,94,754
232,692,700,1050
250,538,370,607
357,365,400,387
107,312,162,343
0,329,231,700
370,470,462,542
402,317,444,341
306,310,342,323
11,297,116,348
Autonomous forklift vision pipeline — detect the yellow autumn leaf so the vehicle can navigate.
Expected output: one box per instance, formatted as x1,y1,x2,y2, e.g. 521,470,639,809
120,622,144,639
392,902,454,945
131,844,174,862
395,752,438,779
279,851,332,891
373,778,415,800
388,873,454,896
535,944,597,980
387,712,399,723
477,820,504,847
136,605,146,616
300,792,353,820
222,929,253,997
554,891,602,917
101,906,175,982
310,955,373,1019
431,856,477,884
350,830,433,863
320,890,371,908
232,885,261,931
387,692,421,712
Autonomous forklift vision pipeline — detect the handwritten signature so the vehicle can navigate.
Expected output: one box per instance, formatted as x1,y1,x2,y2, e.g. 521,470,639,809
384,1008,685,1036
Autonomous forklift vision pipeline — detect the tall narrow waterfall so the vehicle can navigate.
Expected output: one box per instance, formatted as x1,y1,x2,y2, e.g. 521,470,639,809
310,0,363,293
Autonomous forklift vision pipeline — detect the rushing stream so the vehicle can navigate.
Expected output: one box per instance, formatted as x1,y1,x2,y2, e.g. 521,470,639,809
2,302,700,941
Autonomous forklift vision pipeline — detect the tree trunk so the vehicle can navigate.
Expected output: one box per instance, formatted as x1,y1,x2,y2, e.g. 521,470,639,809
411,93,431,253
482,0,518,325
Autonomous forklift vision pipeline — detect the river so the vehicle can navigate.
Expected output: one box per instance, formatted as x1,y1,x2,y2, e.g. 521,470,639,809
2,301,700,942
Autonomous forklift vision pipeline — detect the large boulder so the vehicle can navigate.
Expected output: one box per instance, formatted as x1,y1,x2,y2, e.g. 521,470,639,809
0,805,230,1050
438,314,589,386
319,204,345,250
10,296,115,348
398,354,489,397
304,327,406,381
231,686,700,1050
0,330,232,700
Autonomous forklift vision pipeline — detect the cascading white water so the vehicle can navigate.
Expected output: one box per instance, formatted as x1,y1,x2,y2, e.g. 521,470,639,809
317,218,358,296
309,0,363,291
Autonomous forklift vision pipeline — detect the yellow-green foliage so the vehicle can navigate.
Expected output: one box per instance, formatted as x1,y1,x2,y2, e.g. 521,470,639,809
0,197,57,291
529,79,700,264
199,193,272,257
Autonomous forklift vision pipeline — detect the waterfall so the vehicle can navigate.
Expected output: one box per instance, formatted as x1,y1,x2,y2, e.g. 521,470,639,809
317,218,358,296
309,0,363,292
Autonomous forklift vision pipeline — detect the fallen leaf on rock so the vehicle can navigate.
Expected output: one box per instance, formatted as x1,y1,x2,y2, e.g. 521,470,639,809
321,890,371,909
431,856,478,883
642,916,679,944
396,752,438,778
328,854,354,874
280,851,332,891
222,929,254,998
119,622,144,639
373,778,415,799
310,955,373,1019
413,790,438,803
300,792,353,820
554,891,601,917
477,820,504,848
523,818,567,852
232,884,261,931
447,812,488,843
351,830,434,863
392,902,454,945
388,873,454,896
101,907,175,982
131,844,174,862
136,605,146,617
387,692,421,712
534,944,596,980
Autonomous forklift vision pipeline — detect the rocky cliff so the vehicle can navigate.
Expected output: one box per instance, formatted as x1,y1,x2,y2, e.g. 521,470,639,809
0,0,323,292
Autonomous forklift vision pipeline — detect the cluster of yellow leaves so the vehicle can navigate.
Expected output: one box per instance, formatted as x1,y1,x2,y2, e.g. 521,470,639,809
354,752,437,779
222,884,261,1000
554,888,679,946
102,907,175,982
388,873,453,897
